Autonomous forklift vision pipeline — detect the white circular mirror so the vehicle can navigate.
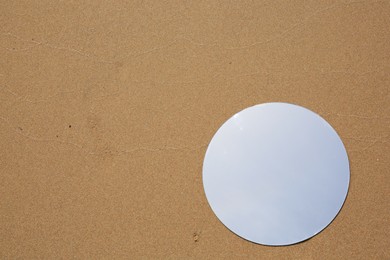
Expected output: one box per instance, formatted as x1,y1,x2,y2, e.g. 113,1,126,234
203,103,350,246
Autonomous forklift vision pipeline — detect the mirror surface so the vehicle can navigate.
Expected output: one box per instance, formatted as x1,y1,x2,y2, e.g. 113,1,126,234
203,103,350,246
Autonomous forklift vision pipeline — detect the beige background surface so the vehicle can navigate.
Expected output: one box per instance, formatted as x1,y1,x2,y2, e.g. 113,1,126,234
1,0,389,259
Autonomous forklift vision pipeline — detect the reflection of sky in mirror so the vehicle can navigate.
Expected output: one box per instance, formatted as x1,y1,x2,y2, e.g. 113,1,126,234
203,103,350,245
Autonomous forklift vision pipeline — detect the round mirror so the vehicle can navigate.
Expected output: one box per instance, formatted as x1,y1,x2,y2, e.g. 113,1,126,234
203,103,350,246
